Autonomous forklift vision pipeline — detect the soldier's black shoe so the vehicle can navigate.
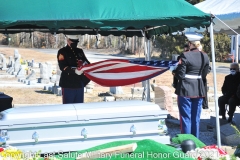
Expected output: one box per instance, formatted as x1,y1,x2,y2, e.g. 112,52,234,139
202,105,209,109
228,117,233,123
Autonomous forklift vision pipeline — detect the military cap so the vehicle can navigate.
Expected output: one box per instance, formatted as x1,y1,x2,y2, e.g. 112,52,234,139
66,35,79,42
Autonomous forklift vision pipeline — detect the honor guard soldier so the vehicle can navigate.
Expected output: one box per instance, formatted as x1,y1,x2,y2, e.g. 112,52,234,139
57,35,91,104
174,32,210,138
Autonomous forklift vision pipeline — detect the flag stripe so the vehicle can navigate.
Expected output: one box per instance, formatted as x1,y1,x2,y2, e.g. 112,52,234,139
86,62,138,73
92,65,163,73
82,59,129,71
87,69,165,80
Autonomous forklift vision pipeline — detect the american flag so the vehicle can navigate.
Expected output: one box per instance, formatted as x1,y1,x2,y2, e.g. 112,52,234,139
80,59,178,87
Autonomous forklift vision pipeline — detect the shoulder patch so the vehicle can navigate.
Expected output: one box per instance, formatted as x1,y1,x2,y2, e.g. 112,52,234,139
58,54,64,61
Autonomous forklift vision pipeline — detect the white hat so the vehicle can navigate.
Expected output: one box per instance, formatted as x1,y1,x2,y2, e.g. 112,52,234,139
185,32,203,42
66,35,79,40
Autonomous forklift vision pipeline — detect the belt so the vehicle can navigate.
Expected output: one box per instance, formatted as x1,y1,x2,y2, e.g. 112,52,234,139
185,74,202,79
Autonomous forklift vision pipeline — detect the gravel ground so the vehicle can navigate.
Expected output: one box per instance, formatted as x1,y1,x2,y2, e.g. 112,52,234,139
166,120,239,155
166,121,218,146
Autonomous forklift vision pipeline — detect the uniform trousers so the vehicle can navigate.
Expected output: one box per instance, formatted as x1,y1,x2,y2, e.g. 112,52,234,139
178,96,203,138
202,79,208,109
62,88,84,104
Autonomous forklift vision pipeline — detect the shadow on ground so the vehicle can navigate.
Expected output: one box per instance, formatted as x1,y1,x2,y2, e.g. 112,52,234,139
35,90,54,94
217,66,229,68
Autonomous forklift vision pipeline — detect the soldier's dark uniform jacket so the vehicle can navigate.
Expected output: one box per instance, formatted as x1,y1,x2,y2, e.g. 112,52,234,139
57,45,90,88
175,48,210,97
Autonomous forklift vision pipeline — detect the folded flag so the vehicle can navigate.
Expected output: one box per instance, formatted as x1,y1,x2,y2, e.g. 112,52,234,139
79,59,178,87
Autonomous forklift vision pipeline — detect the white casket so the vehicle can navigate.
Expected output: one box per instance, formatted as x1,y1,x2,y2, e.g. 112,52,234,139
0,100,170,152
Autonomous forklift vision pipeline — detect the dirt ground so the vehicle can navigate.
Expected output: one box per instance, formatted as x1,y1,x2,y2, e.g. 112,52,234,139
0,46,228,105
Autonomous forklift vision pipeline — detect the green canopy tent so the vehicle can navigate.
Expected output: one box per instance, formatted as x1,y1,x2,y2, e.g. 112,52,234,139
0,0,211,37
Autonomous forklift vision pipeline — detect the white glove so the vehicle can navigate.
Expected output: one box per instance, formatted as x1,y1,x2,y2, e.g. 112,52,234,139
83,61,88,66
75,69,83,75
169,66,177,72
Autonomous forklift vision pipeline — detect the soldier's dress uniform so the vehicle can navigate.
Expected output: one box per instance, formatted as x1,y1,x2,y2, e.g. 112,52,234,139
174,33,210,138
57,44,90,104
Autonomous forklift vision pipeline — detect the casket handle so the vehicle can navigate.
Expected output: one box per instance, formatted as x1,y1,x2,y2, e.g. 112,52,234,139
158,119,168,135
130,125,136,135
0,130,9,140
32,131,39,143
0,130,9,146
81,128,88,139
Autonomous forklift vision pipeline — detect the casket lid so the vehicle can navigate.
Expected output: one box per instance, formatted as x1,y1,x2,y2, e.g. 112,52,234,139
0,104,77,126
74,100,167,121
0,100,167,127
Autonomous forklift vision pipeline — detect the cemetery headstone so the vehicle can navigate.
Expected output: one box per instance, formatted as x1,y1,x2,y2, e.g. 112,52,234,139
110,86,124,94
50,75,57,83
131,87,144,96
154,86,175,117
8,56,14,68
46,62,52,79
0,54,7,70
0,53,2,69
32,59,34,67
26,69,36,81
56,64,61,85
86,81,95,93
14,49,19,61
7,67,14,74
57,88,62,96
38,63,50,83
13,50,21,75
16,65,25,78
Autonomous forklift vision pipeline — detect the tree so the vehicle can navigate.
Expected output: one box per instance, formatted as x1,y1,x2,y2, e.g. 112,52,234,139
154,34,187,59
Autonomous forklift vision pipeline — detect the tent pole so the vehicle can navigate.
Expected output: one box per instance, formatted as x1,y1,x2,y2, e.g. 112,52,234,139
236,34,239,63
210,22,221,148
141,30,151,102
142,37,151,102
146,39,151,102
